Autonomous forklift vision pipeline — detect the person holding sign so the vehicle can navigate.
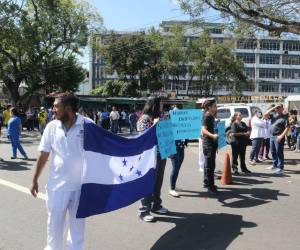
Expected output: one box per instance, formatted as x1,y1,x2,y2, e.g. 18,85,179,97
201,99,219,195
230,112,251,175
168,105,186,198
137,97,169,222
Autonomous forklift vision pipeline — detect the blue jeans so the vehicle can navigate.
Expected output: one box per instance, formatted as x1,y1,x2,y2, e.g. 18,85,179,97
170,147,184,190
297,133,300,150
249,138,264,161
270,135,285,170
139,154,166,215
110,120,118,134
10,134,27,158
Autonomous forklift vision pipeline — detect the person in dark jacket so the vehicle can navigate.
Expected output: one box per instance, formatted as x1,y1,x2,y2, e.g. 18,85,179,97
230,112,251,175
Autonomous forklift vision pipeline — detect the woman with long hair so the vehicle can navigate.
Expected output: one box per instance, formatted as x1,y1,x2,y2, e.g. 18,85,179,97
230,112,251,174
7,107,28,160
137,97,169,222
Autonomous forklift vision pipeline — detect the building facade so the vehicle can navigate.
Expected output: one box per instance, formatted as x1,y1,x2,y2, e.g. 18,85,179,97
90,21,300,97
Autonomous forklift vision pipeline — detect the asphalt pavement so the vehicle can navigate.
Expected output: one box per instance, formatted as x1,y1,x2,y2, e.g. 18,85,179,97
0,129,300,250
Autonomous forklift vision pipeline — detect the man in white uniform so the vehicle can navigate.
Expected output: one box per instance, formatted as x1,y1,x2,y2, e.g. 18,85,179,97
30,93,91,250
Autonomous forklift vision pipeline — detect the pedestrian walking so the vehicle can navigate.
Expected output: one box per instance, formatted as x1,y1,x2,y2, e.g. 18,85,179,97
264,104,289,174
201,99,219,195
38,107,48,135
110,106,120,134
7,107,28,160
3,104,11,128
249,110,265,165
129,109,137,133
230,112,251,175
30,93,91,250
137,97,169,222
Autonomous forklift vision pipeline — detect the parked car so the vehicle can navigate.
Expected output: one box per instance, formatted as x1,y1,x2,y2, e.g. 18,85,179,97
216,103,262,144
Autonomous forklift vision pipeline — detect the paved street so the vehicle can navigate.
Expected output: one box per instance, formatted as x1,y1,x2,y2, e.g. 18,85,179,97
0,130,300,250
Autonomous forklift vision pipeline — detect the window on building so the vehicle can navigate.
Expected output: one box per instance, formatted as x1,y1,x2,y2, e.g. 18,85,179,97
260,40,280,50
259,68,280,79
207,28,223,34
217,108,231,119
258,82,279,92
237,39,257,49
283,41,300,51
282,69,300,79
282,55,300,65
244,82,255,91
259,54,280,64
244,68,255,78
282,84,300,93
237,53,255,63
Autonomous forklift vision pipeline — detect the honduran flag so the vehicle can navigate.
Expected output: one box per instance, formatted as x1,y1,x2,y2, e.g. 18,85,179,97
76,122,157,218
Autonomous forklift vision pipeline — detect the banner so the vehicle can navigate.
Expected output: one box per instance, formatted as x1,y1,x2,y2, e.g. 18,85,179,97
170,109,202,140
217,121,226,149
156,120,177,159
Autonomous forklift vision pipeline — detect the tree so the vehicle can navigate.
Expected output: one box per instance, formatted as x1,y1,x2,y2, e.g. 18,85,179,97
179,0,300,36
0,0,102,104
162,25,188,94
90,80,138,97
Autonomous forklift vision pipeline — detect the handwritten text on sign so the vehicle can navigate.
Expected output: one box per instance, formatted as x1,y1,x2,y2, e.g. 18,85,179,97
156,120,177,159
170,109,202,140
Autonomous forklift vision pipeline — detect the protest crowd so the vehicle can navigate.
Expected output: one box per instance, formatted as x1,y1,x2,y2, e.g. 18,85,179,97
0,92,298,249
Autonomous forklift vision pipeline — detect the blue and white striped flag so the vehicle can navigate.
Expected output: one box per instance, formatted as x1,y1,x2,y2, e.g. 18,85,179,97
76,122,157,218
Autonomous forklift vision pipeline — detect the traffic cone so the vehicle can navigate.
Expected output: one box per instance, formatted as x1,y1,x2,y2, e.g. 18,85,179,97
221,153,233,185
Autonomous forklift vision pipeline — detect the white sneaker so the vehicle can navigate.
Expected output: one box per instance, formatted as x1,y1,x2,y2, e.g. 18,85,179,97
152,206,169,214
169,189,180,197
267,166,277,170
275,169,284,175
249,160,256,165
140,214,154,222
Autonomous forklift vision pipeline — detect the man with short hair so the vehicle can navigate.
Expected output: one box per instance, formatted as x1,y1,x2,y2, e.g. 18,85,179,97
201,99,219,194
30,93,91,250
264,104,289,174
109,106,120,133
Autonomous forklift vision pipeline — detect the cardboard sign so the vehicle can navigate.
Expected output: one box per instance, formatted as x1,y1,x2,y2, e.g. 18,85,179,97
156,120,176,159
170,109,202,140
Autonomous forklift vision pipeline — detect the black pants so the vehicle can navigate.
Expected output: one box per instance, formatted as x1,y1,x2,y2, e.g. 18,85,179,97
139,154,167,214
203,143,217,188
231,142,247,171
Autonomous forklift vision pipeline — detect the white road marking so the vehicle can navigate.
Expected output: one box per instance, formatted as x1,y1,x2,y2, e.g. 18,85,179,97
0,178,46,200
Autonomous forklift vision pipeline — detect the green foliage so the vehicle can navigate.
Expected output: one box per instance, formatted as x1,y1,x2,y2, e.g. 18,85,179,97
98,25,248,97
179,0,300,36
91,80,138,97
0,0,102,103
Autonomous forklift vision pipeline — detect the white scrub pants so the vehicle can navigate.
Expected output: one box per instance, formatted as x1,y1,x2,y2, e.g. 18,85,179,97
45,189,85,250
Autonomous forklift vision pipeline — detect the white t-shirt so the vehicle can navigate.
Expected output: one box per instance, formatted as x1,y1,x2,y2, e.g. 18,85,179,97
250,116,265,139
38,114,90,191
110,111,120,120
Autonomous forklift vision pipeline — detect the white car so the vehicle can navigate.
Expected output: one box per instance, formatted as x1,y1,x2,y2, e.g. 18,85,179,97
217,103,262,129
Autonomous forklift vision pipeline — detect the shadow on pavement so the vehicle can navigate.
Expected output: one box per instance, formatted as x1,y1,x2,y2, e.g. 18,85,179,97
179,185,288,209
151,212,257,250
216,187,289,208
0,160,31,171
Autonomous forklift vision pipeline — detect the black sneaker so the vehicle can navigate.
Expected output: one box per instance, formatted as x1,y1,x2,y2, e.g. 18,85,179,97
207,187,219,195
242,169,252,174
232,168,239,175
151,206,169,214
10,156,16,159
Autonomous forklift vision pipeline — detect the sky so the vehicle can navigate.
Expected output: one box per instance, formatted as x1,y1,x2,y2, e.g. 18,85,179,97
87,0,190,31
80,0,218,68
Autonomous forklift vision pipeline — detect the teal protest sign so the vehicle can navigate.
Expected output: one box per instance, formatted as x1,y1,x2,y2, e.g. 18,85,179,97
156,120,176,159
217,121,227,149
170,109,202,140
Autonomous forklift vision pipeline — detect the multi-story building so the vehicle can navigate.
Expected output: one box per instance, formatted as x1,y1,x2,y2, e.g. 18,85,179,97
90,21,300,97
